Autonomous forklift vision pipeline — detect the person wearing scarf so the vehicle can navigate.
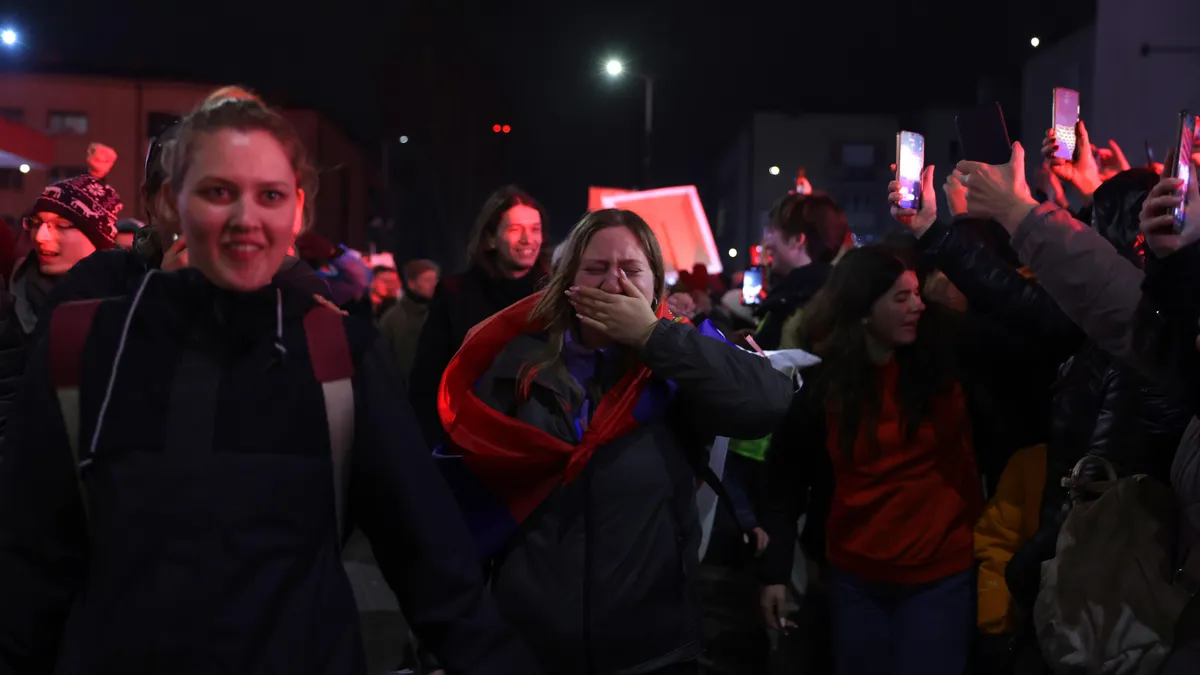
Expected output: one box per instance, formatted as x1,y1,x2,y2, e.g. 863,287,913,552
435,208,794,675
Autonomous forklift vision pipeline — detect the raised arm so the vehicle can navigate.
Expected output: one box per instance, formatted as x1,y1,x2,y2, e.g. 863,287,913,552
639,320,794,440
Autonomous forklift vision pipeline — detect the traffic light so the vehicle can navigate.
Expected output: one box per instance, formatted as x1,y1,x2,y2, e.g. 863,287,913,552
493,124,502,133
492,124,513,134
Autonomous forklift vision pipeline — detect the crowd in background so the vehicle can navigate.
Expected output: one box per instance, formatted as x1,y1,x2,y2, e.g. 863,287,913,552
0,82,1198,675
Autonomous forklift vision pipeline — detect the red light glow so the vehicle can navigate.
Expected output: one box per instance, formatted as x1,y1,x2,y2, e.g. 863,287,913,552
492,124,502,133
502,125,512,134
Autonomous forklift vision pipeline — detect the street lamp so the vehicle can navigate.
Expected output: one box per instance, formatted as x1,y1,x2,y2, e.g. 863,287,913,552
18,164,29,174
603,57,655,188
1,29,16,47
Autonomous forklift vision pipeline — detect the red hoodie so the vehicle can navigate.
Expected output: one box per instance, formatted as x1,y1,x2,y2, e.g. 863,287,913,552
825,359,982,585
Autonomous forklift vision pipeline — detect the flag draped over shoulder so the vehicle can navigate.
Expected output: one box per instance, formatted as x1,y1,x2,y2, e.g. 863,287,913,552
434,291,684,557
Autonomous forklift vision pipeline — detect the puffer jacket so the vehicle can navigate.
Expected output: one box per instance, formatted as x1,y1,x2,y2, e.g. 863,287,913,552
916,173,1193,611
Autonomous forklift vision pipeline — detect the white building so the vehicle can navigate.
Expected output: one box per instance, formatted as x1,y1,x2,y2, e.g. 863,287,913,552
1021,0,1200,179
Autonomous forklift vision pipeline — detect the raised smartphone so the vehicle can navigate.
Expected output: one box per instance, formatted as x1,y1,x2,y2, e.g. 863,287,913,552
741,266,765,306
1168,110,1195,232
895,131,925,210
956,102,1012,165
1052,88,1080,160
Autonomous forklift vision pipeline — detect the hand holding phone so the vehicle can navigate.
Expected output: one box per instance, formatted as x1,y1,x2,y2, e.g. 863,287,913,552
889,163,937,237
1138,159,1200,259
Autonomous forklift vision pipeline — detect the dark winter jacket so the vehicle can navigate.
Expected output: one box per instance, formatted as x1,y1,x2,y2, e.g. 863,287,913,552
0,268,537,675
915,183,1192,612
410,264,547,445
0,252,64,445
476,320,793,675
0,248,331,449
752,262,831,351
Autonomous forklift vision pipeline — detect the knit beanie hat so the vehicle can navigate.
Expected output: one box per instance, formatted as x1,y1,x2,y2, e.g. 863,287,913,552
32,174,123,250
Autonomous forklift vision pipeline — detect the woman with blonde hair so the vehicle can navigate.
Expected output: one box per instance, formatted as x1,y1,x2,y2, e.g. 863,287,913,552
0,92,535,673
436,208,794,674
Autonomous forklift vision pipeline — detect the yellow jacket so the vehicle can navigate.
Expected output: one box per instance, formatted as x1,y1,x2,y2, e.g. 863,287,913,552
974,444,1046,634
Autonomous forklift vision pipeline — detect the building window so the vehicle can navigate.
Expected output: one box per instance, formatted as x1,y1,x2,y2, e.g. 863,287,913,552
0,108,24,123
0,169,24,191
147,111,181,140
47,111,88,135
49,166,89,182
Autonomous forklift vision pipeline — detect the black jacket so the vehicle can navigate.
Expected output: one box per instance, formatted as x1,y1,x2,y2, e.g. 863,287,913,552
915,211,1192,611
0,248,332,449
753,262,831,351
0,253,60,445
0,269,537,674
476,320,794,675
409,264,547,445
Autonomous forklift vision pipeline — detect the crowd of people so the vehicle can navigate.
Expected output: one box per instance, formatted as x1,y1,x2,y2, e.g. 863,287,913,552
0,82,1198,675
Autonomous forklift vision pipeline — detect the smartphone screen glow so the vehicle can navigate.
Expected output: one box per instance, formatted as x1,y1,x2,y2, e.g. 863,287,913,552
1173,114,1195,230
742,267,764,306
896,131,924,210
1053,88,1080,161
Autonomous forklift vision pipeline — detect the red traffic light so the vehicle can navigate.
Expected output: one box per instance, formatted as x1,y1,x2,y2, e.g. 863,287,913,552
502,125,512,134
492,124,502,133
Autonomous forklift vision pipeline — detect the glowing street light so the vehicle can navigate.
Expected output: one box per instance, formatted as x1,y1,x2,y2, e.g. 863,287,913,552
1030,36,1040,47
728,248,738,258
398,135,409,144
18,164,29,174
601,56,654,186
768,165,781,176
0,29,15,47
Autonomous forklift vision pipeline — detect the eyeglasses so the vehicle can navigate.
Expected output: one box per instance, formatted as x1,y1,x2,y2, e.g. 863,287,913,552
22,216,75,233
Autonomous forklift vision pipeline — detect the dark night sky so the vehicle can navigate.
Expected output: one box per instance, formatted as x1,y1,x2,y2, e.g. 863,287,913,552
2,0,1094,263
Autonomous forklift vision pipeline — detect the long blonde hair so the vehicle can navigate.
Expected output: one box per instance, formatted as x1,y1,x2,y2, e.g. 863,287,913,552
517,209,666,402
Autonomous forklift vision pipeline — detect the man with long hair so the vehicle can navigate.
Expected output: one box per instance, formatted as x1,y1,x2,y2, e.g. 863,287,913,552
409,185,550,445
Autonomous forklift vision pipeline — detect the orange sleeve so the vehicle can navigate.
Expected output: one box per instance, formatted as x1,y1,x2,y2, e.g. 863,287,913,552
974,446,1041,634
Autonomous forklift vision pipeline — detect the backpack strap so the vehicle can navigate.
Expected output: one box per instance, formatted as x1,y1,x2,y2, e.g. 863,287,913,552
688,442,758,562
303,306,356,544
48,299,104,521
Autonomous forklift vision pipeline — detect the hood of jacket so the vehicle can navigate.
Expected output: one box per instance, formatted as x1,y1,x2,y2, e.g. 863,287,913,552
9,251,57,335
1090,168,1159,269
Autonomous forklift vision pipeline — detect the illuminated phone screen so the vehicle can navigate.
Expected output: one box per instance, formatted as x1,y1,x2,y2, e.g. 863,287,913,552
1053,88,1080,160
742,267,764,305
1173,114,1195,231
896,131,925,210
